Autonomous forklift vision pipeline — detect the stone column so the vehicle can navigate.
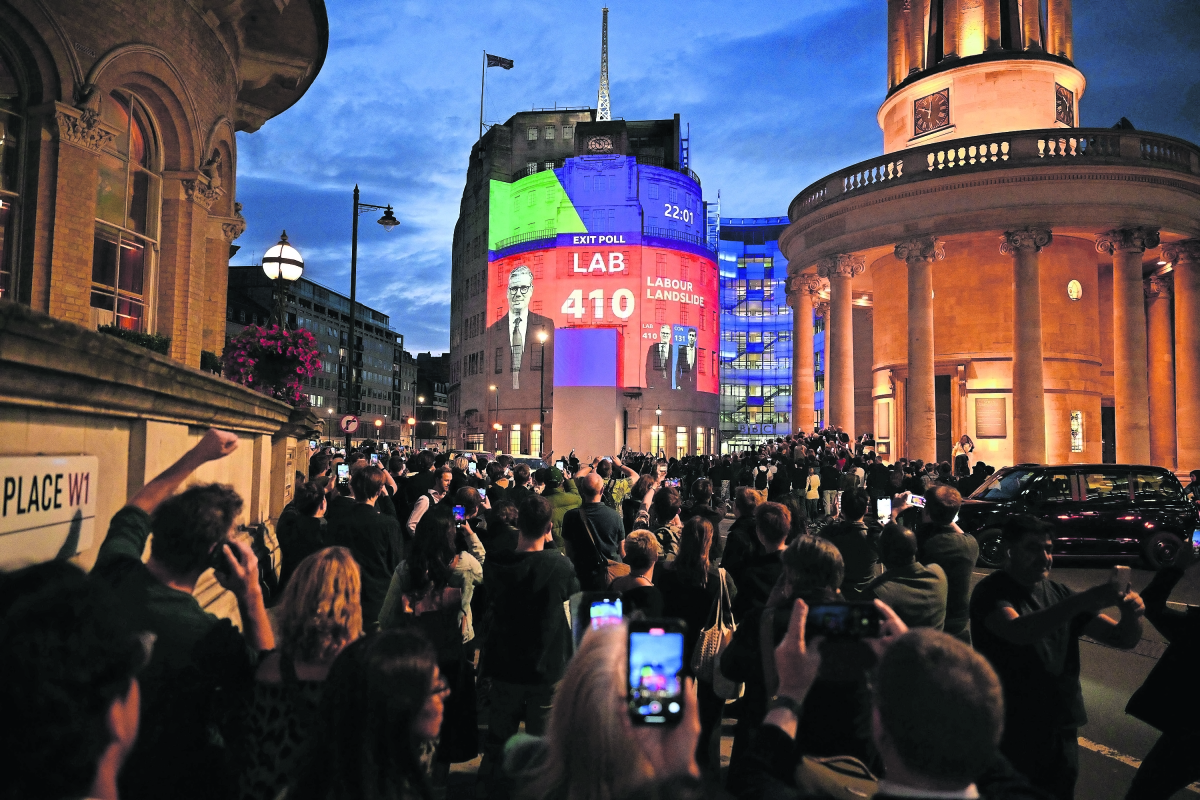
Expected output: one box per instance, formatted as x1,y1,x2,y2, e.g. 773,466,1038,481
1047,0,1073,59
788,274,826,436
904,0,923,74
943,0,960,59
817,255,865,436
887,0,907,88
1163,240,1200,470
984,0,1002,50
1001,228,1052,464
1145,275,1177,470
1021,0,1043,50
895,237,945,464
1096,227,1159,465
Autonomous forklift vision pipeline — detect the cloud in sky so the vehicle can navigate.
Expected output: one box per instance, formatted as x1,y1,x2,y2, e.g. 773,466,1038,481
235,0,1200,355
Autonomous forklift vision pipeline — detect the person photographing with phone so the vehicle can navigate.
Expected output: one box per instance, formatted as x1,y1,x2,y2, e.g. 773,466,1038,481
969,515,1145,800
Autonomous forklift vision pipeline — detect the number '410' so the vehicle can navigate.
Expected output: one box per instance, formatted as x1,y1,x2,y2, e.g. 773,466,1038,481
561,288,636,320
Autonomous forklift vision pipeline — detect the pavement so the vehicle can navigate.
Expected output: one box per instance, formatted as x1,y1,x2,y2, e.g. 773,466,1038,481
444,516,1200,800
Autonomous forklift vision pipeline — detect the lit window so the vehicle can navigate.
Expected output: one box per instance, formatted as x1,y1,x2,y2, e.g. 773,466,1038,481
91,90,161,332
0,56,22,301
543,126,555,140
527,127,538,141
562,126,574,139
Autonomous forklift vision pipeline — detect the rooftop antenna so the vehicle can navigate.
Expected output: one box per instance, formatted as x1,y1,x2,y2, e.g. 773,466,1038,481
597,7,611,121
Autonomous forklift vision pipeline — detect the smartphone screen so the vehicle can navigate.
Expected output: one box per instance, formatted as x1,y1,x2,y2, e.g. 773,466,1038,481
590,597,623,631
478,487,487,500
468,462,477,474
909,494,926,509
628,621,686,725
556,460,565,471
452,504,466,523
876,497,891,520
336,464,350,483
370,453,379,465
806,603,882,639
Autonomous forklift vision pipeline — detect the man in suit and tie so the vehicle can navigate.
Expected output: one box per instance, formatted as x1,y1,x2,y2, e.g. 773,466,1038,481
486,265,553,403
645,323,672,390
675,326,698,392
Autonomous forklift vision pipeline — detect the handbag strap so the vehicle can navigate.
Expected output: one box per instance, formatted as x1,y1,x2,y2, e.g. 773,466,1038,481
577,510,607,564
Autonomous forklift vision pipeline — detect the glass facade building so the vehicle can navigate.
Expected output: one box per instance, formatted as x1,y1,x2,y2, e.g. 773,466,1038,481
717,217,792,451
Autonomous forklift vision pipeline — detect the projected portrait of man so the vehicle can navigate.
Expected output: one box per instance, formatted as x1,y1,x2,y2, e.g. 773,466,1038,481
486,265,553,392
646,323,672,389
675,326,698,392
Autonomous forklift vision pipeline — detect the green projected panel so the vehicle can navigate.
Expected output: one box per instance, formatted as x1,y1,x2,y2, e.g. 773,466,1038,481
488,170,587,251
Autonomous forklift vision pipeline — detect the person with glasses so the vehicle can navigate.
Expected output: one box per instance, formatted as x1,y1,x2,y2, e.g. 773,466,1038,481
486,265,554,395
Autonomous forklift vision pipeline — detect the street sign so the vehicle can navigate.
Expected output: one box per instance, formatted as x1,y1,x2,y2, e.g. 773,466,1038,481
340,415,360,434
0,455,98,569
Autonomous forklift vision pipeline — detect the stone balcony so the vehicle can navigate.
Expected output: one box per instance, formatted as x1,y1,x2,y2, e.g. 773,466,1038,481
782,128,1200,269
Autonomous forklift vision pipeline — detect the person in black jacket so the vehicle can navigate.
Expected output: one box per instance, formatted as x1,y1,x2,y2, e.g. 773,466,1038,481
274,478,330,597
327,466,403,629
1124,555,1200,799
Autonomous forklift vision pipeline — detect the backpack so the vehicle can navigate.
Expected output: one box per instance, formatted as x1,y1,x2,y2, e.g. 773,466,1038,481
600,476,618,510
754,467,769,490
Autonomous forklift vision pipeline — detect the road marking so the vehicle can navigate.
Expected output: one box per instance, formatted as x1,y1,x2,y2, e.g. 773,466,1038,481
1078,738,1200,794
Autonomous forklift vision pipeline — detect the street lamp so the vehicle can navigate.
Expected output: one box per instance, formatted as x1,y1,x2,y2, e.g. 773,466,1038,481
415,395,426,450
261,231,304,328
489,384,498,433
493,421,502,452
655,405,662,455
341,185,398,450
374,418,382,442
537,329,549,452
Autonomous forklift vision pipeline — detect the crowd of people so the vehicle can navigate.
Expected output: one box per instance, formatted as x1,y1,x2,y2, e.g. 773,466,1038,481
1,427,1195,800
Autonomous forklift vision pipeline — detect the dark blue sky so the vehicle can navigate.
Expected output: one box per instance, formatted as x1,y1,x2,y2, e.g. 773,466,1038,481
235,0,1200,354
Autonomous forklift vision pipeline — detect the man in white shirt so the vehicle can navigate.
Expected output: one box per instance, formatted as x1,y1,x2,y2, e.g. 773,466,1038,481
485,265,553,400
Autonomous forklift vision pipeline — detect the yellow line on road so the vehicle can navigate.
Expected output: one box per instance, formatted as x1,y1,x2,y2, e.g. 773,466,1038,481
1078,738,1200,794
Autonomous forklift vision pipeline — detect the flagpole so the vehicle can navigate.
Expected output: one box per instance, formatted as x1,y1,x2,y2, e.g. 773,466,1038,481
479,50,486,140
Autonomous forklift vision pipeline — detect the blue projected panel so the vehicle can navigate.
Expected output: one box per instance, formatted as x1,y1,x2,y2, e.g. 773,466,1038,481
554,327,618,387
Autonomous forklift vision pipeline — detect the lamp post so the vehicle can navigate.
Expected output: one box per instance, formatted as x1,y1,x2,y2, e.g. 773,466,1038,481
416,395,425,450
489,384,498,437
537,329,548,453
407,416,416,449
374,418,382,444
493,421,502,452
655,405,662,455
341,185,399,451
261,231,304,328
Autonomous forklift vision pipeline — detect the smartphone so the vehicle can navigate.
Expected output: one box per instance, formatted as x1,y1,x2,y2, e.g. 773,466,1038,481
468,462,477,475
370,453,379,465
556,460,565,471
805,602,883,640
208,540,232,580
452,504,466,523
909,494,926,509
1109,565,1132,595
666,478,681,488
309,439,317,448
573,593,624,648
876,497,892,521
336,463,350,484
627,619,687,726
478,487,487,500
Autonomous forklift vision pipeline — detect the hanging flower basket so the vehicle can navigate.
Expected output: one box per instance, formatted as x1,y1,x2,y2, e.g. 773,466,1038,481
223,324,321,406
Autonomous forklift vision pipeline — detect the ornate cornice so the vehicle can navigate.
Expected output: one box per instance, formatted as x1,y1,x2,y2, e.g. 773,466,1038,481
1145,274,1173,299
1162,239,1200,266
182,178,223,211
1000,227,1053,255
815,254,865,280
814,301,830,318
1095,227,1160,255
53,107,115,153
894,236,946,265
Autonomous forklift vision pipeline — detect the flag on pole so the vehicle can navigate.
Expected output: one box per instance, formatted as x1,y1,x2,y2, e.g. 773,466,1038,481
486,53,514,69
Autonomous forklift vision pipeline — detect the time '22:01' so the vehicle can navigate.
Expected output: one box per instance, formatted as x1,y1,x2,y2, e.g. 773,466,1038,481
663,204,694,224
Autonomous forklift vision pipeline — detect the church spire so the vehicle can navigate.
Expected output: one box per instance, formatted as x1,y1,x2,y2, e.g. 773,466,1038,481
597,7,611,121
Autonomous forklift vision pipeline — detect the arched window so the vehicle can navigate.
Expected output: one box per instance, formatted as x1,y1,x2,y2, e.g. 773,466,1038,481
0,56,21,302
91,90,161,331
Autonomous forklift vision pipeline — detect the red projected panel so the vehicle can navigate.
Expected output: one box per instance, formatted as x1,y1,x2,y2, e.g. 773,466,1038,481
488,242,719,394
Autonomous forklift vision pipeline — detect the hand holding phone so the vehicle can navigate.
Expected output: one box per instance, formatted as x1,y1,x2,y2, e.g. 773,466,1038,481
908,494,926,509
336,463,350,483
628,619,687,726
1109,565,1132,596
452,504,466,523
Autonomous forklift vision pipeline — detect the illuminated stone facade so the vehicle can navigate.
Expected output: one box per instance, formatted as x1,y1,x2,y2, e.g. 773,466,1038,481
784,0,1200,470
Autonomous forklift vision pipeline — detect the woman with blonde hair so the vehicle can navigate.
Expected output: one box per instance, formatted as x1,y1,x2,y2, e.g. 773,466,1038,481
238,546,363,800
508,624,700,800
